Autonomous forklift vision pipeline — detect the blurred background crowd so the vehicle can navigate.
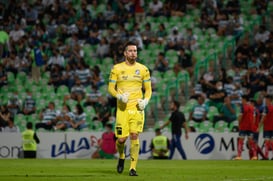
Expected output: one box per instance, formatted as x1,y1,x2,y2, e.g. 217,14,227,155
0,0,273,133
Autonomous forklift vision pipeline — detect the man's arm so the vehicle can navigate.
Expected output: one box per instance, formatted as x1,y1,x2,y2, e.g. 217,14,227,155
160,120,171,129
34,132,40,144
183,122,189,140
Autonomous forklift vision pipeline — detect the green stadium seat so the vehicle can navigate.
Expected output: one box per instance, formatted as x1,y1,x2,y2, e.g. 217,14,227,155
214,120,229,133
7,72,15,84
91,121,104,131
198,121,213,133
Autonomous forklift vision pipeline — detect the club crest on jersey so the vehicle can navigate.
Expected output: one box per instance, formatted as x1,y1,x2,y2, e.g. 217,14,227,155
135,69,140,75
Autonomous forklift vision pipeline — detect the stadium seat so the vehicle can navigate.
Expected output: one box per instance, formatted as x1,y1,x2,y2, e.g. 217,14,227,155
198,121,213,133
207,106,219,122
91,121,104,131
56,85,70,98
214,120,229,133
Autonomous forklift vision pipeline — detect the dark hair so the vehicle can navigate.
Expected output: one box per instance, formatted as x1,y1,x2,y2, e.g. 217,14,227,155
242,95,249,101
105,123,113,129
76,104,84,114
158,52,165,56
173,100,180,109
155,128,161,133
26,122,33,129
265,95,272,100
123,41,137,52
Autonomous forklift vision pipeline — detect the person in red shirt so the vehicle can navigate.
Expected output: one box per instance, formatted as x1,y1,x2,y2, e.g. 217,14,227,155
260,95,273,160
235,95,257,160
249,99,266,160
92,123,117,159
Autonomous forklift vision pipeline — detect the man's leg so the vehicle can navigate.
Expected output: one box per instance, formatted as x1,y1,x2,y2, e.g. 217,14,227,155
168,136,176,159
129,133,139,176
174,134,187,160
248,137,257,160
235,137,244,160
116,137,126,173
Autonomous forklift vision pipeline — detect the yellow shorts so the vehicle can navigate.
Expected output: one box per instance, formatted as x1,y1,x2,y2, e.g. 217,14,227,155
115,109,145,138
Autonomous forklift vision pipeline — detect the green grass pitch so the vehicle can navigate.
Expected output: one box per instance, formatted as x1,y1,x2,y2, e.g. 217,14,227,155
0,159,272,181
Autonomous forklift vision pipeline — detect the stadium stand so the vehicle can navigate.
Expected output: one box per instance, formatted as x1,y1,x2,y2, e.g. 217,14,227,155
0,0,272,133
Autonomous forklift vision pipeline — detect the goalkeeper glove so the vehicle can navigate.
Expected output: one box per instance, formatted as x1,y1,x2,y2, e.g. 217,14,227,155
116,92,129,103
137,99,148,110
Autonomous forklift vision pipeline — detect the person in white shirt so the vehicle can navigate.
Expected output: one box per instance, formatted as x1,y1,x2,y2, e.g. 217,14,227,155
148,0,163,17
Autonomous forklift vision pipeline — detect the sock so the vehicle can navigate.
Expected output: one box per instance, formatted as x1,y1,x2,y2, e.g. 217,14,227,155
264,140,270,159
237,138,243,157
248,139,257,158
116,140,125,159
257,145,266,159
130,139,139,170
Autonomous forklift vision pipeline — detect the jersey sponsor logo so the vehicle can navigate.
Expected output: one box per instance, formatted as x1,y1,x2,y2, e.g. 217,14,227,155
122,75,128,80
194,133,215,154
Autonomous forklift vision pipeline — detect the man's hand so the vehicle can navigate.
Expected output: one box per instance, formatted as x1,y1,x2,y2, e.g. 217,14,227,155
117,92,129,103
137,99,148,110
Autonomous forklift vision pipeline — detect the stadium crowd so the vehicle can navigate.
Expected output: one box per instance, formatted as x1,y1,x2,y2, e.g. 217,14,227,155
0,0,272,136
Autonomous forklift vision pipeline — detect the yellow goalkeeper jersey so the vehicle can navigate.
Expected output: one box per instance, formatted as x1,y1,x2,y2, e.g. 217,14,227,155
108,61,152,110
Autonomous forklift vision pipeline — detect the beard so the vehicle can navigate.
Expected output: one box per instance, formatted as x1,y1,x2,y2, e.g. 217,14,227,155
126,56,137,64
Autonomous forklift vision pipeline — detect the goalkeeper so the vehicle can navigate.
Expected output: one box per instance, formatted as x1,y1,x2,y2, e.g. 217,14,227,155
108,41,152,176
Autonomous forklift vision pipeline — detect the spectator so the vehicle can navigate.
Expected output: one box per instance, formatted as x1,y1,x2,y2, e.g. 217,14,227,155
184,28,198,51
189,95,208,123
132,0,145,23
71,104,87,130
231,12,244,38
207,81,227,111
48,65,64,89
213,96,237,127
224,76,236,97
234,39,251,69
154,52,169,73
46,48,65,70
54,104,75,131
165,0,187,17
35,102,58,131
148,0,164,17
2,116,20,132
248,53,262,70
155,23,168,45
141,23,156,48
0,105,11,131
165,26,184,51
0,63,7,87
177,47,193,77
84,83,103,110
91,65,105,88
22,90,36,115
254,25,270,44
246,67,265,98
9,22,25,45
93,98,112,127
75,60,92,86
150,128,170,159
7,91,22,116
224,0,241,15
65,78,86,103
96,37,110,59
61,64,76,90
91,123,117,159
